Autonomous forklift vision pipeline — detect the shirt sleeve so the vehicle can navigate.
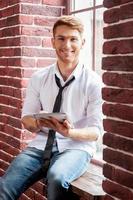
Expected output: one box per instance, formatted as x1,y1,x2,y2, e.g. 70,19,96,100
86,74,104,135
21,72,42,118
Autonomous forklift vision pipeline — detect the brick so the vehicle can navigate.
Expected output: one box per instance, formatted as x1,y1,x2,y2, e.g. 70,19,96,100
0,131,21,149
103,103,133,122
103,0,133,8
121,0,133,3
104,21,133,39
1,104,21,118
0,0,20,9
120,3,133,20
37,58,56,68
0,58,8,66
0,37,20,47
24,188,37,199
8,97,23,109
103,148,133,171
6,15,19,26
0,86,22,98
103,118,133,138
0,95,9,105
22,47,56,57
103,72,133,88
0,48,21,57
0,26,20,37
34,16,57,27
42,37,52,48
102,56,133,71
0,159,9,171
21,58,36,68
103,163,133,188
0,141,20,156
0,150,14,163
103,179,133,199
104,8,120,24
21,26,52,37
0,77,21,88
31,181,45,195
7,58,21,67
4,125,22,138
7,68,22,77
0,19,7,29
19,0,42,3
19,193,30,200
103,132,133,154
102,87,133,104
21,4,62,17
33,192,46,200
0,4,19,18
103,39,133,54
8,116,22,129
118,39,133,54
42,0,65,6
103,0,121,8
20,36,42,46
19,15,33,25
103,40,119,54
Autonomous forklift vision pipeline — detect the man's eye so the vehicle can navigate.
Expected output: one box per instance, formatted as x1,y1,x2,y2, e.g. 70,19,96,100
57,37,64,41
71,38,78,42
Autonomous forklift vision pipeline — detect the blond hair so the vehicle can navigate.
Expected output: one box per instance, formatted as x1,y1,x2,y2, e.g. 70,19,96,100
53,15,84,37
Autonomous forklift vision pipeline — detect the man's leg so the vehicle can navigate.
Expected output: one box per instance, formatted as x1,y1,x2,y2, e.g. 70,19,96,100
47,149,91,200
0,147,44,200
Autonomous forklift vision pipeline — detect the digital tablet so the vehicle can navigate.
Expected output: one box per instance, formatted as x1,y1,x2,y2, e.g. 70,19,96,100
34,112,67,123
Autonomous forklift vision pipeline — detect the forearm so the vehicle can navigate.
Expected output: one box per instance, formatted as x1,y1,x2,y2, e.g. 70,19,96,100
21,116,40,132
68,127,100,141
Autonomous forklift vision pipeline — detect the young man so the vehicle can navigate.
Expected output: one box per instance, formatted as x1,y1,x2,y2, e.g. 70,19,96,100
0,15,103,200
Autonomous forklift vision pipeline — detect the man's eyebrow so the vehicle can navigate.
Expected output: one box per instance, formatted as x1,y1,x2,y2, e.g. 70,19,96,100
54,35,64,38
55,35,78,38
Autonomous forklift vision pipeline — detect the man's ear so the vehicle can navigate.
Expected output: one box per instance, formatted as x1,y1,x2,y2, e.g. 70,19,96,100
51,37,55,49
81,38,85,48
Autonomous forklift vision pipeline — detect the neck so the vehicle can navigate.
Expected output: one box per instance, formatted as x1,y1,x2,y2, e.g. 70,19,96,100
57,60,78,81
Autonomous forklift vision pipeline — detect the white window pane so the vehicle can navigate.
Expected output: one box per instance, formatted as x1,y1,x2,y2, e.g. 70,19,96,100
95,7,105,75
74,11,93,70
71,0,93,12
96,0,103,6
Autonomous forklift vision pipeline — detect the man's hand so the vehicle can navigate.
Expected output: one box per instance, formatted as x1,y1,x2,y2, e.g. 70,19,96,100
39,117,73,137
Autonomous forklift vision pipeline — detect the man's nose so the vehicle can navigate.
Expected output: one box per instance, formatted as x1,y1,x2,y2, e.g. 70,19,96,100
64,39,71,48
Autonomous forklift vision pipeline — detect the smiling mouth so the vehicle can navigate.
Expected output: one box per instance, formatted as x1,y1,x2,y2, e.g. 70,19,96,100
61,50,74,55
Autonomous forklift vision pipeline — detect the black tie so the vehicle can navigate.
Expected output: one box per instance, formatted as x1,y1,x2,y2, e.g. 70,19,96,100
42,74,75,174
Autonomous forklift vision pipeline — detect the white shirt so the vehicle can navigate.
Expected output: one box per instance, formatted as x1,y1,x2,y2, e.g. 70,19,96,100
22,62,103,156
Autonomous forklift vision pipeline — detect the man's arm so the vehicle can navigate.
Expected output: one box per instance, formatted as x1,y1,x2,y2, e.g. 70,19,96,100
68,126,99,141
34,117,100,141
22,115,100,141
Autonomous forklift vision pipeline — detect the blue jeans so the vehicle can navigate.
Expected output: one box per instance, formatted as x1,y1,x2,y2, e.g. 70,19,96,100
0,147,91,200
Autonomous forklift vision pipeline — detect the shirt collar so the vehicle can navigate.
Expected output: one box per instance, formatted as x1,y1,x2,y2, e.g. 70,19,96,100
52,61,84,83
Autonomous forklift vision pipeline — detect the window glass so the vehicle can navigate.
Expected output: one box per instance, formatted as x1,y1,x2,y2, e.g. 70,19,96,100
96,0,103,6
71,0,93,12
74,11,93,69
95,7,105,76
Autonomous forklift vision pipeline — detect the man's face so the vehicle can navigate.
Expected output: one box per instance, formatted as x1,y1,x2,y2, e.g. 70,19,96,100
52,25,85,65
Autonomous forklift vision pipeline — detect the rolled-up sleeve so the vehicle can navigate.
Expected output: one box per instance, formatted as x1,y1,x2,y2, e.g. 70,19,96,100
22,73,42,118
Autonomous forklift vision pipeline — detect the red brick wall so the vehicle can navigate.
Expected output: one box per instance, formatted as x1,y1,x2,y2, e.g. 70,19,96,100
0,0,65,199
102,0,133,200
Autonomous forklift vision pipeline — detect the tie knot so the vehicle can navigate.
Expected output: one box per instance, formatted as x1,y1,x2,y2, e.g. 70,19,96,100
55,74,75,90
